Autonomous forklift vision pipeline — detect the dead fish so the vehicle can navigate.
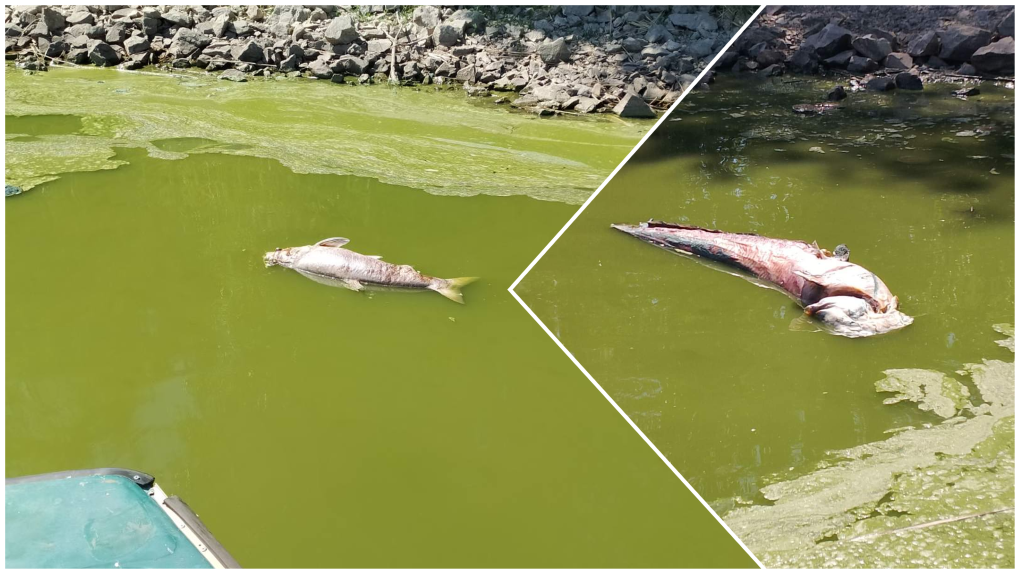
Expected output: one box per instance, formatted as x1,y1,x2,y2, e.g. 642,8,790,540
792,102,842,115
612,221,913,338
264,237,477,304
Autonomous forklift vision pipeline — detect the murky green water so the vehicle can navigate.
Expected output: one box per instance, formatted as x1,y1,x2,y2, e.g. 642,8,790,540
517,75,1014,566
5,66,756,567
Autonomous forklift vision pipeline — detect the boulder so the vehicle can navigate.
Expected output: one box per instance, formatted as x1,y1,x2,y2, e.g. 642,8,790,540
220,69,247,82
308,58,333,79
645,24,671,44
45,38,67,58
338,55,367,75
40,7,65,32
823,49,854,68
278,54,300,72
826,85,847,101
575,96,600,113
324,16,358,45
232,40,264,63
971,37,1015,73
894,72,923,90
852,34,892,61
412,6,441,29
906,31,939,57
169,27,210,58
669,12,717,34
957,62,979,75
124,35,149,55
804,23,852,58
105,25,127,45
88,42,120,66
847,55,878,73
998,9,1015,38
563,6,595,18
866,76,896,91
756,49,786,67
66,11,95,26
455,64,477,82
787,47,819,73
163,9,193,28
537,37,570,64
612,93,656,118
433,22,463,47
884,52,913,70
449,9,486,34
937,25,992,62
366,39,391,56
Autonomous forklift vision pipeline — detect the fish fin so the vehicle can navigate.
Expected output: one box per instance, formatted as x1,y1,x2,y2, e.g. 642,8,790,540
435,277,478,304
343,279,364,292
367,255,383,260
315,237,350,248
788,314,822,333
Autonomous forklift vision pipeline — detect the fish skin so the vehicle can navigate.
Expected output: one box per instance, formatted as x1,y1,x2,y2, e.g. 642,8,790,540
612,221,913,338
264,238,476,303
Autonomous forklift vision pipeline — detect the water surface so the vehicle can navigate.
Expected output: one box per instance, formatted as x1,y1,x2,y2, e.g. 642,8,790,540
516,75,1014,565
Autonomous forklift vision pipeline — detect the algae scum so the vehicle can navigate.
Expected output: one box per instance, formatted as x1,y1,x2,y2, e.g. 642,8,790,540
516,75,1014,568
6,65,763,568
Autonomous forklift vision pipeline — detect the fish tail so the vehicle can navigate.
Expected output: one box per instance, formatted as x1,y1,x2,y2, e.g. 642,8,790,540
435,277,479,304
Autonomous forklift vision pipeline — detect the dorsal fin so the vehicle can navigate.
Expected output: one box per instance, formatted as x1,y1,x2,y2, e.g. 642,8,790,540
315,237,350,248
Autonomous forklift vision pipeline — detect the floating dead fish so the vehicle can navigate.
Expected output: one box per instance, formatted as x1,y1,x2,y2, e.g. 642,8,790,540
792,102,841,115
265,237,477,304
612,221,913,338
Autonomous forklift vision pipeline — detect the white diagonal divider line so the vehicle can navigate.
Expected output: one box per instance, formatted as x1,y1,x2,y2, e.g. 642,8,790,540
510,5,766,291
508,6,768,568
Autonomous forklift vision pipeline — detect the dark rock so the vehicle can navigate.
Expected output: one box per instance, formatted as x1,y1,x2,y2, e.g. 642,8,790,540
957,63,978,75
756,49,786,67
141,17,160,37
971,37,1015,73
67,48,90,64
894,72,923,90
823,50,854,68
171,58,192,69
621,37,646,52
787,47,819,73
715,51,739,69
105,25,127,45
759,63,784,77
324,16,358,45
338,55,367,75
804,23,852,58
232,40,264,63
124,35,149,55
329,73,346,84
906,31,939,57
278,54,299,72
645,24,671,44
169,27,210,58
926,56,949,68
537,37,570,64
449,9,486,34
827,86,847,101
88,42,121,67
308,58,333,79
998,9,1015,38
866,76,896,92
612,93,656,118
852,34,892,61
563,6,595,18
938,25,992,62
847,55,878,74
163,10,193,28
220,69,247,82
883,52,913,70
40,7,65,32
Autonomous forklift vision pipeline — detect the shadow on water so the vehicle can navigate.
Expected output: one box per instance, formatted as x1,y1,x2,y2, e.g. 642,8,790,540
635,76,1015,213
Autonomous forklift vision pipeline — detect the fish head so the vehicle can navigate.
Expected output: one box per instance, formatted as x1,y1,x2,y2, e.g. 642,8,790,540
611,222,674,248
264,246,299,268
806,296,913,338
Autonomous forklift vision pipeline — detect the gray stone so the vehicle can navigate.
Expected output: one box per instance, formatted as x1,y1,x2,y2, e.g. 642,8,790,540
787,47,819,73
563,6,595,18
169,27,210,57
852,34,892,61
412,5,441,29
66,12,95,26
847,55,878,73
669,12,717,34
957,62,978,75
883,52,913,70
823,49,854,68
612,93,656,118
895,71,923,90
324,16,359,45
826,85,847,101
906,31,939,57
645,24,671,44
756,49,785,67
449,9,486,34
998,9,1015,38
124,35,149,55
308,58,333,79
866,76,896,91
804,23,852,58
163,10,193,28
40,7,65,32
338,55,367,75
141,17,160,37
433,22,464,47
537,37,570,64
938,25,992,62
575,96,600,113
220,69,247,82
232,41,264,63
971,37,1015,73
366,39,391,55
88,41,120,66
105,25,127,45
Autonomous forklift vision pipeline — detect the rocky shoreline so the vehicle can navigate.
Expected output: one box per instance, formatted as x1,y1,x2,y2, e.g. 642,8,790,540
5,5,752,118
718,6,1014,96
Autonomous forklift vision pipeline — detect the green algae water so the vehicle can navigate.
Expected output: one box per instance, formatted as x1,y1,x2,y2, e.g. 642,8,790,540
5,65,758,568
517,75,1015,567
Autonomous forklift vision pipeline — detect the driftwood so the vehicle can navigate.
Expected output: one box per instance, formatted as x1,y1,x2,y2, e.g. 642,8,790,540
847,507,1014,542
